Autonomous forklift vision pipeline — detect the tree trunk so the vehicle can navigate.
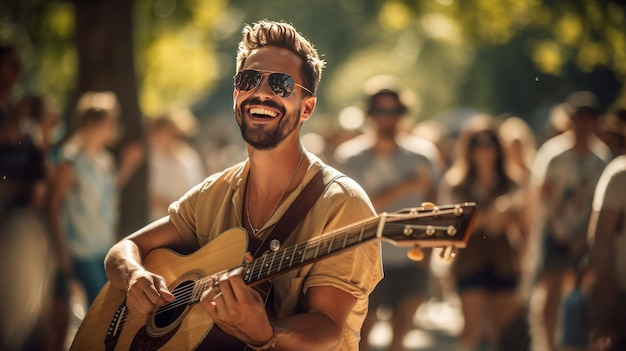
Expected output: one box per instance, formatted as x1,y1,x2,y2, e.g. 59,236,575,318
74,0,147,238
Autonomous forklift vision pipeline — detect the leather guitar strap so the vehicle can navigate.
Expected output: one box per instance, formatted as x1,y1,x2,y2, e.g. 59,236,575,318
252,166,343,258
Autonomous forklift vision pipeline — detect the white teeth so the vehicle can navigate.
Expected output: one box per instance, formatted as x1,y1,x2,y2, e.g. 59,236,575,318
249,107,278,118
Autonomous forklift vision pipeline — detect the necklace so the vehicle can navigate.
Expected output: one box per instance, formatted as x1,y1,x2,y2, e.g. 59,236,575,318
246,149,304,236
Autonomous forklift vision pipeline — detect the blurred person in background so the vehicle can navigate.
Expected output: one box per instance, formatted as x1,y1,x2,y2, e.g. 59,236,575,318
498,116,537,300
526,91,611,351
0,45,43,213
0,45,55,350
596,111,625,159
14,94,70,351
335,79,439,351
0,99,46,214
13,95,62,200
16,95,61,157
411,119,454,171
148,110,206,221
0,95,51,351
498,116,537,189
539,103,572,146
200,117,248,175
438,115,525,351
0,209,54,351
47,91,144,307
0,45,21,123
587,108,626,351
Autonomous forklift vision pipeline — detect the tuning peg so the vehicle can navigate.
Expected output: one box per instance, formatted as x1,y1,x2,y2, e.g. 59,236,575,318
438,246,458,262
407,245,424,261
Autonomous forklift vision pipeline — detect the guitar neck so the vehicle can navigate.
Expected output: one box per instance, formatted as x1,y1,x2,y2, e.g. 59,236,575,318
242,216,382,286
193,202,475,296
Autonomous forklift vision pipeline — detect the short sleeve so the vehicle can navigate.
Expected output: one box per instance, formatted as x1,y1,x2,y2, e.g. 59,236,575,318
593,158,626,212
168,181,205,249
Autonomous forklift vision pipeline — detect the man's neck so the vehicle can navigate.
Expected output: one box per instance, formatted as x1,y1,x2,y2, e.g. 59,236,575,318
373,136,398,156
247,143,307,193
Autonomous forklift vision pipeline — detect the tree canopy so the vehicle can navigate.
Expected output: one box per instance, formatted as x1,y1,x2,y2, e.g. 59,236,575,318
2,0,624,126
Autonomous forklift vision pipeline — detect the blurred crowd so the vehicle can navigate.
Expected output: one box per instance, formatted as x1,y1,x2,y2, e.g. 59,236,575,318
0,45,206,350
2,42,625,351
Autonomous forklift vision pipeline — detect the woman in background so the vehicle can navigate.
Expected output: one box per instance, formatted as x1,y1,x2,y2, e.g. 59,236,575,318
438,115,526,351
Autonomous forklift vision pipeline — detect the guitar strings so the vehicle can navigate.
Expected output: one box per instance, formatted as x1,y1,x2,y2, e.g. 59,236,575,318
146,213,448,316
146,219,378,315
242,211,460,283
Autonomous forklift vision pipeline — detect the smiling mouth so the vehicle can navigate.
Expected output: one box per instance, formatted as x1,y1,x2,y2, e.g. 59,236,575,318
249,107,278,119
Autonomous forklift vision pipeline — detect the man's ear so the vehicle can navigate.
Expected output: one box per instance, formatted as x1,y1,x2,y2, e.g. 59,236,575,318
300,96,317,122
232,89,239,111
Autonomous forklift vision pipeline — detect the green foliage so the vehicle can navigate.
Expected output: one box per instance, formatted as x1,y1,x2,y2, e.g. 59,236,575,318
134,0,229,115
2,0,624,129
0,1,75,106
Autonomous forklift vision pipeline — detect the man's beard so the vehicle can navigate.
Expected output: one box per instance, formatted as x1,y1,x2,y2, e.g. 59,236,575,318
377,126,397,141
237,98,300,150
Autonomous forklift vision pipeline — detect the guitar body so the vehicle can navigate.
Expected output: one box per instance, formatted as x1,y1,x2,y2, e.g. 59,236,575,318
70,228,249,351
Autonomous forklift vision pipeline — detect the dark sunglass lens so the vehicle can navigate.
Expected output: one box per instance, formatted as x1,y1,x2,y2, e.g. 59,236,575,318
471,138,495,148
268,73,294,97
236,70,262,91
371,107,404,116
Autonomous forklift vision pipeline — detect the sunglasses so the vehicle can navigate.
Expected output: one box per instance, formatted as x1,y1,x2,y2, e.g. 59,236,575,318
369,107,405,117
234,69,314,98
471,138,496,148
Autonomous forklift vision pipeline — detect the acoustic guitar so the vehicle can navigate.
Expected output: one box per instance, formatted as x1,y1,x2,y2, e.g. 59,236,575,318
70,202,477,350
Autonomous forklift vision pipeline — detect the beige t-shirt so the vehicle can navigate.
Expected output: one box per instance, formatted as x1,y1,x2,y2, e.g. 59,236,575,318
168,153,383,350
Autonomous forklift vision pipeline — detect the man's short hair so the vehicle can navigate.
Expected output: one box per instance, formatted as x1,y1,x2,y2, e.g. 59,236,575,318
236,20,325,94
564,90,600,119
366,89,408,115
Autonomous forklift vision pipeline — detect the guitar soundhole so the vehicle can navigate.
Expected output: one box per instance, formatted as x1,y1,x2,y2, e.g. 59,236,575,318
154,280,194,328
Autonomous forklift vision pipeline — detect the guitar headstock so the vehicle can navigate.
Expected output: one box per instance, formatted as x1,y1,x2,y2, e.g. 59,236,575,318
378,202,477,251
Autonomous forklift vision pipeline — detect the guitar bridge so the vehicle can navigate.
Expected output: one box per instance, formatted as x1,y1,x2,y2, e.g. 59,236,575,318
103,302,128,350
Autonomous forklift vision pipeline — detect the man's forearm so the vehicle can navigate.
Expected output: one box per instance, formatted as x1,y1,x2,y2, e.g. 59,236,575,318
104,240,145,290
269,285,356,351
272,311,343,351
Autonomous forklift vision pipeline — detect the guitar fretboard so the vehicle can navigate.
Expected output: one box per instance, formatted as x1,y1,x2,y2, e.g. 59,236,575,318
242,216,381,284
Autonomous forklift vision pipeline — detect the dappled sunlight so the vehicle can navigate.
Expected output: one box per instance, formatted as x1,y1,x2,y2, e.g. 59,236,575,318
415,297,464,336
379,1,413,32
140,31,218,115
368,320,392,348
576,41,609,73
554,12,582,46
419,13,460,43
46,2,74,37
531,40,563,76
404,329,435,350
153,0,177,18
365,298,464,350
450,0,541,45
189,0,229,30
338,105,365,132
